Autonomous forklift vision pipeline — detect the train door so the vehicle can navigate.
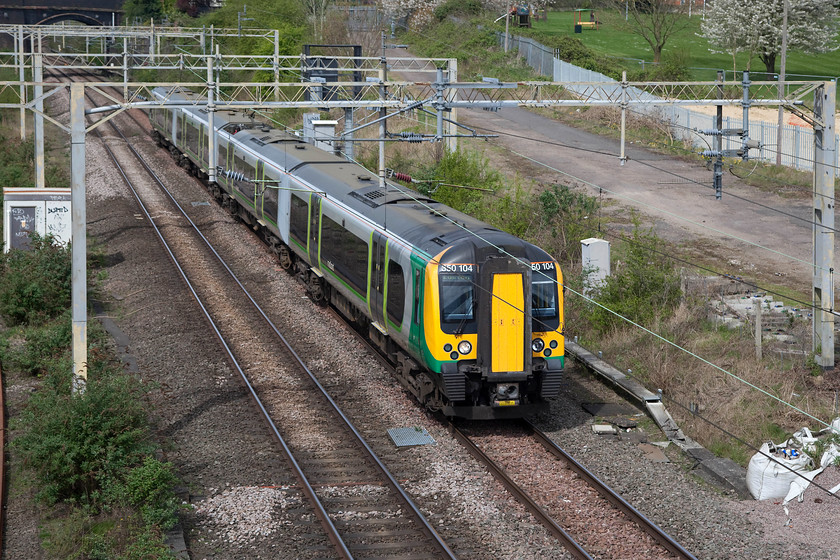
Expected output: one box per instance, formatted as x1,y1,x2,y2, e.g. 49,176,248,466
308,195,321,267
369,232,387,328
256,161,265,216
476,257,531,376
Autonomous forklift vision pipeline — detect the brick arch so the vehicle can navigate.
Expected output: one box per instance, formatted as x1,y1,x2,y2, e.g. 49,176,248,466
36,12,111,26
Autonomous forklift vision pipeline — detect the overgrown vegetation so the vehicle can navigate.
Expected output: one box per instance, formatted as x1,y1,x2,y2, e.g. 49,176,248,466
580,219,681,335
0,131,179,558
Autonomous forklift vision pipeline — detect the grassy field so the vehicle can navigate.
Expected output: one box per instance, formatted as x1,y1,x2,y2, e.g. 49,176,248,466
531,9,840,81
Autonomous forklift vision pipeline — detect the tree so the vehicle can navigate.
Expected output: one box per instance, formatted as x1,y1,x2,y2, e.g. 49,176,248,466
699,0,760,76
303,0,332,40
701,0,840,76
616,0,691,64
122,0,164,23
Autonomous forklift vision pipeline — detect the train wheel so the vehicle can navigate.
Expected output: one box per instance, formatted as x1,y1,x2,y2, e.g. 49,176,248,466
226,197,239,217
306,273,326,305
278,245,293,271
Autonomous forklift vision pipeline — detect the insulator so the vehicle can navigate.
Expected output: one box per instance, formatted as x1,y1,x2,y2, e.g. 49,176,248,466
700,150,722,157
397,132,424,143
393,172,413,183
697,129,722,136
220,168,247,182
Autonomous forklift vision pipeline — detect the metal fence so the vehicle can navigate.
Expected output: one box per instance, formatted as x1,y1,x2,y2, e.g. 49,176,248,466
498,32,837,171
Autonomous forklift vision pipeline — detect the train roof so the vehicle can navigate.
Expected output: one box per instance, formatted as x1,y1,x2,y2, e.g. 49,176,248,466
239,128,552,263
153,87,555,264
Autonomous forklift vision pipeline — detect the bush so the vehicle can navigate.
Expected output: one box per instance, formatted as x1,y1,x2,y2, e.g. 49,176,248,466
586,219,681,333
110,457,180,530
434,0,483,21
0,138,35,190
12,371,152,505
416,149,502,212
0,233,71,326
3,311,72,376
537,183,600,263
628,51,692,82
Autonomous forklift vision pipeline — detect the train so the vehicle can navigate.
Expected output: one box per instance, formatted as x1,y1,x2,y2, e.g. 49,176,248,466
146,87,564,419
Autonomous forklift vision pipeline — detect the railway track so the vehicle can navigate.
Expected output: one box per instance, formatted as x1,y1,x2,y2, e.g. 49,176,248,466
341,310,697,560
40,63,697,559
458,421,698,560
52,67,456,560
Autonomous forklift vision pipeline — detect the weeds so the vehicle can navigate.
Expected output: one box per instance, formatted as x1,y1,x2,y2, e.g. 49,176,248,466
0,186,178,556
0,233,71,326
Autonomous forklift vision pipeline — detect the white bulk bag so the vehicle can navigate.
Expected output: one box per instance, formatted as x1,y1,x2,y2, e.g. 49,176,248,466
746,442,813,501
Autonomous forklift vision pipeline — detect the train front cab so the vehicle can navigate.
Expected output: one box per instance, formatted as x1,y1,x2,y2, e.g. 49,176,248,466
423,248,564,419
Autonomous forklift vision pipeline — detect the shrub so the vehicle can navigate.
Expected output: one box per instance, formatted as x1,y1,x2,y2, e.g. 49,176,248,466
537,183,600,263
0,138,35,190
434,0,483,21
587,219,681,333
416,149,503,211
0,233,71,325
110,457,180,530
2,310,72,376
12,371,152,505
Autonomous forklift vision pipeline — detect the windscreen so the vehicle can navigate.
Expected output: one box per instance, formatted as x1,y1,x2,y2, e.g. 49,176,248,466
440,272,475,322
531,264,559,330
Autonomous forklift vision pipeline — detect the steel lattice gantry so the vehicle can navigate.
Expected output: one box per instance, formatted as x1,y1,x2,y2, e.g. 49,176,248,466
0,29,835,382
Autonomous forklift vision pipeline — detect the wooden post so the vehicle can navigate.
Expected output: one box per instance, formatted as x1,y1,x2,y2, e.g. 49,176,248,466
754,297,762,360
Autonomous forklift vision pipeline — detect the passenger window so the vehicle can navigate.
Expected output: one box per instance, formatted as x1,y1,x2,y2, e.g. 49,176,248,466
387,260,405,325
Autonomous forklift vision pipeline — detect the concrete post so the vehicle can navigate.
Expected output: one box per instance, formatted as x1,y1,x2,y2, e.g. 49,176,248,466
620,70,627,166
207,54,216,184
150,20,155,62
70,83,88,392
714,70,723,200
813,81,836,367
34,51,45,189
18,25,25,140
343,107,354,161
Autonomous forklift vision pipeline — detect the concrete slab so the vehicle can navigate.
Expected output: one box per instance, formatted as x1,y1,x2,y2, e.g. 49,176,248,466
592,424,617,435
639,443,670,463
609,416,638,429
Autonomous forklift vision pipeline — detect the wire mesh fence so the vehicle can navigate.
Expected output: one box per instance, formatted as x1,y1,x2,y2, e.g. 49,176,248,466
497,31,837,172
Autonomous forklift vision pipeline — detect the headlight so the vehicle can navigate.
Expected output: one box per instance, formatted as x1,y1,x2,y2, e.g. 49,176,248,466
444,343,453,353
458,340,472,355
531,338,545,352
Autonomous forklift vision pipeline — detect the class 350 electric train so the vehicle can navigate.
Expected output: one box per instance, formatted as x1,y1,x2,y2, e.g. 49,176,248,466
146,87,564,420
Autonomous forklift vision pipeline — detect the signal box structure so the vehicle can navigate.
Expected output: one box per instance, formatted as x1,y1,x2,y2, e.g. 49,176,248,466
3,188,72,251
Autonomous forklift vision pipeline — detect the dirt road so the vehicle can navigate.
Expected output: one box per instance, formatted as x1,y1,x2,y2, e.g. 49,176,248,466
385,50,822,290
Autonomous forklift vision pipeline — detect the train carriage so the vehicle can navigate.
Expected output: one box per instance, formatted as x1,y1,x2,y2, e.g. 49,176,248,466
147,87,564,419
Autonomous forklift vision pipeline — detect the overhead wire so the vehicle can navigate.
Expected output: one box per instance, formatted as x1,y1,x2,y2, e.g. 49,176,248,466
164,26,836,433
327,132,832,431
382,103,840,318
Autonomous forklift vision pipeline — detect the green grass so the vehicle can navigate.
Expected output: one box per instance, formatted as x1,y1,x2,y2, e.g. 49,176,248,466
531,9,840,81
